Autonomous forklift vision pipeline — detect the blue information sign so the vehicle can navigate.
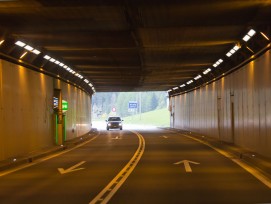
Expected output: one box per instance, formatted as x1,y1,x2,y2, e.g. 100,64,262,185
128,101,138,109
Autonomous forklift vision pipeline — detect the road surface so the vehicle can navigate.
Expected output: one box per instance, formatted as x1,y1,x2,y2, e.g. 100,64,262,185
0,128,270,204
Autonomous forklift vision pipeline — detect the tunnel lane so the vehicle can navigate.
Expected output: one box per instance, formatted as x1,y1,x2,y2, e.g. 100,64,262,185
0,128,270,204
109,129,271,204
0,130,140,204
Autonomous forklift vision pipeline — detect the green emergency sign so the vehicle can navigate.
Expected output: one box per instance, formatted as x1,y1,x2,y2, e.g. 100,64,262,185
62,100,68,111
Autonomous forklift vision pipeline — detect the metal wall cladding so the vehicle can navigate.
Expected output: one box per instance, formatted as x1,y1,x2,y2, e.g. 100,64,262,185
61,82,92,140
0,60,92,161
171,50,271,158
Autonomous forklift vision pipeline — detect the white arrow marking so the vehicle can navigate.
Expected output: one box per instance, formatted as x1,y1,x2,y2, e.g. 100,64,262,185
58,161,86,174
160,136,168,139
174,160,200,173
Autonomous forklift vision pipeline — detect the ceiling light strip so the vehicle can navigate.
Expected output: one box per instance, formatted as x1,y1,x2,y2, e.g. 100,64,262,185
14,40,95,94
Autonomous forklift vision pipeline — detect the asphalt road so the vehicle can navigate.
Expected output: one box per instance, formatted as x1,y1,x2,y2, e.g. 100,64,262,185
0,129,270,204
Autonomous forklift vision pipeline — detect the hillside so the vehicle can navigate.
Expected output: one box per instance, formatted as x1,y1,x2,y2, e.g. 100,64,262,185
123,108,170,127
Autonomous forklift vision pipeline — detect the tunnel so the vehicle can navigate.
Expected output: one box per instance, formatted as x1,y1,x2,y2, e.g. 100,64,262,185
0,1,271,203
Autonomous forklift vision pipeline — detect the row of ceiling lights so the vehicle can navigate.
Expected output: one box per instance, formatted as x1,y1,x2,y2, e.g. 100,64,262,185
168,29,265,93
14,40,95,93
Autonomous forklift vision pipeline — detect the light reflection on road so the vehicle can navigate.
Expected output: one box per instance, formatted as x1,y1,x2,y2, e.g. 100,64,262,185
92,121,158,131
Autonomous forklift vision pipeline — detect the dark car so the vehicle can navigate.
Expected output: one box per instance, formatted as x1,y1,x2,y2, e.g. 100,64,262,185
106,116,123,130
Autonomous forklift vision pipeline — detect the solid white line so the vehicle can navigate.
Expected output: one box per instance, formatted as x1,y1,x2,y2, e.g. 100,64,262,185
182,134,271,189
89,130,145,204
0,134,99,177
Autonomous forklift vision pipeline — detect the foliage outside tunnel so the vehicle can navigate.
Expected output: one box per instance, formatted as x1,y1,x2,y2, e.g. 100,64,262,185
92,92,169,127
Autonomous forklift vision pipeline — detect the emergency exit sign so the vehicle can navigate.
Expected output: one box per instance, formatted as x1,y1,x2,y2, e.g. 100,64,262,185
62,100,68,111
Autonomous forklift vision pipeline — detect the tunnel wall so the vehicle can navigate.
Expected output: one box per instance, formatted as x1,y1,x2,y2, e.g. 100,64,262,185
0,60,92,161
170,50,271,158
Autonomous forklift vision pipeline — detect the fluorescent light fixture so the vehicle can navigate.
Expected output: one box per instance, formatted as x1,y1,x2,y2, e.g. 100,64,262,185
187,80,193,85
0,40,4,45
15,41,26,47
226,52,232,57
180,84,186,88
63,65,68,69
49,58,56,62
167,89,172,92
226,44,241,57
230,49,235,54
233,45,240,51
248,29,256,37
59,63,64,67
67,67,71,71
243,29,256,42
32,49,41,55
44,55,51,60
194,75,202,80
203,68,211,74
72,71,76,74
243,35,250,42
84,79,89,83
54,60,60,65
24,45,34,51
213,59,223,67
173,87,179,90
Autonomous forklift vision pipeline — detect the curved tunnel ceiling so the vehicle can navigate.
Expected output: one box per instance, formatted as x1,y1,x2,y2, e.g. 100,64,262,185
0,0,270,93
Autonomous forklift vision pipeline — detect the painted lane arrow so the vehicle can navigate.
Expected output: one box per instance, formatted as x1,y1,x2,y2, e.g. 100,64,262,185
160,136,168,139
174,160,200,173
112,136,121,140
58,161,86,174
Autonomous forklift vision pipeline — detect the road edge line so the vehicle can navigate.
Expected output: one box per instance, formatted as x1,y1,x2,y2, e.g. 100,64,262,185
0,133,99,177
182,134,271,189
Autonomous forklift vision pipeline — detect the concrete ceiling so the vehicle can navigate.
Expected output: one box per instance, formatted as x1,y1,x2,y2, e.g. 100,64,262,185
0,0,270,93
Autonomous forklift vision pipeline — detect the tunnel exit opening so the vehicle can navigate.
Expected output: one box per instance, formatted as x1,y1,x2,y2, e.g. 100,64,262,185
92,91,170,130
